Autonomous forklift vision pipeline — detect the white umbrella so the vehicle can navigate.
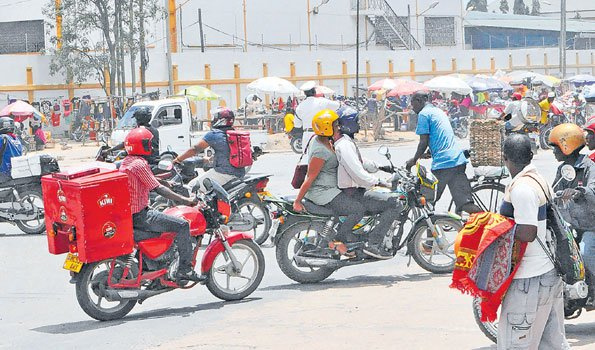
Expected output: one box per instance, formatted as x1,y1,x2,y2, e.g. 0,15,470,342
247,77,300,95
424,76,472,95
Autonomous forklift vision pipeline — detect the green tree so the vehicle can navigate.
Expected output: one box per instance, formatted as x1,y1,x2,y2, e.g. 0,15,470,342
531,0,540,15
466,0,488,12
44,0,160,96
513,0,529,15
500,0,510,13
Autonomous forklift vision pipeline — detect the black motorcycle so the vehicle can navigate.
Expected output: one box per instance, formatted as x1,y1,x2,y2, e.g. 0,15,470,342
269,146,463,284
1,155,60,234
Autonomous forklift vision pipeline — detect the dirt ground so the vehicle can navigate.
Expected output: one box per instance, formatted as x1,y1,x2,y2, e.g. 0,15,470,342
266,131,417,151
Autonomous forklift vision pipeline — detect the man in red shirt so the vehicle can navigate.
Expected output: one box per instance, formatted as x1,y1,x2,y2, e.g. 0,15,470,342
584,119,595,162
119,127,201,282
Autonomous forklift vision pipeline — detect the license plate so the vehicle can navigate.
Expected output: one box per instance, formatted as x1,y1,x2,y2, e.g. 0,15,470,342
63,253,83,273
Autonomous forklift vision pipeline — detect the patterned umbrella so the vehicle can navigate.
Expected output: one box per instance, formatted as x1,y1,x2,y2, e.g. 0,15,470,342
386,79,428,97
176,85,220,101
0,100,38,122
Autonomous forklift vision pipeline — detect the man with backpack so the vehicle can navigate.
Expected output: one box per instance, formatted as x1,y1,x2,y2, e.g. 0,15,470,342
0,117,23,183
498,134,568,350
175,107,252,192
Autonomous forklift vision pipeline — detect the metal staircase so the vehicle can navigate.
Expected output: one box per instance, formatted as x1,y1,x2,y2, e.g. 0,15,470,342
351,0,420,50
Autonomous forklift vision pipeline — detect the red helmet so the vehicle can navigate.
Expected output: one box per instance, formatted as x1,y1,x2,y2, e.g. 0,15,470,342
212,107,235,128
584,118,595,133
124,127,153,156
512,92,522,101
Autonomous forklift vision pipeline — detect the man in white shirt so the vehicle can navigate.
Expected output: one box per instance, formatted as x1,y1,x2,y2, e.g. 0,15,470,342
295,81,340,153
497,134,568,350
500,92,528,132
333,106,400,259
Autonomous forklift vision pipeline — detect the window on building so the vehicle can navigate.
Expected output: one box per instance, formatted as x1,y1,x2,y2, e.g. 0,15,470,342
424,17,456,46
0,20,45,54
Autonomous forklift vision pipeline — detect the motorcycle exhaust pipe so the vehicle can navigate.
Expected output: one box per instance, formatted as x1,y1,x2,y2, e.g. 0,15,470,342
103,288,171,302
294,255,341,268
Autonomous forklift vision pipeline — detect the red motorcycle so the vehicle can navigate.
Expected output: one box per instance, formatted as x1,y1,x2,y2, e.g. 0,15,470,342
43,168,265,321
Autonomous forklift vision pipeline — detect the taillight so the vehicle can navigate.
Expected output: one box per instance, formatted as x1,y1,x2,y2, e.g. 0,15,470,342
255,178,269,191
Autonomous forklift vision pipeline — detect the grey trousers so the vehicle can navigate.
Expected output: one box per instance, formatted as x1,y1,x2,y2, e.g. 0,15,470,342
497,268,569,350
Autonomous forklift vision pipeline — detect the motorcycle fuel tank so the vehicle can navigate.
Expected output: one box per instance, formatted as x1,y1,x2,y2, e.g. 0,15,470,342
163,206,207,236
42,167,134,263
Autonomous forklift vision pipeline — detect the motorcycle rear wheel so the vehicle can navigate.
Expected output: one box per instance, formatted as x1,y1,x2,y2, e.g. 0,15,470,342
206,239,265,301
15,188,46,234
472,296,498,343
409,216,462,274
75,258,137,321
234,198,272,245
290,137,303,154
275,221,335,284
539,124,553,150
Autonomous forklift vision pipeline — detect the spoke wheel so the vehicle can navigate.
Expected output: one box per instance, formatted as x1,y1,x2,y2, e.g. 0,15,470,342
275,221,335,283
235,198,271,245
206,239,265,301
16,188,46,234
75,258,137,321
410,216,462,274
471,183,506,213
472,296,498,343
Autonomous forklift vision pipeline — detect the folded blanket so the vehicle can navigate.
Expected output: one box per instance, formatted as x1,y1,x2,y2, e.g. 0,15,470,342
450,212,527,322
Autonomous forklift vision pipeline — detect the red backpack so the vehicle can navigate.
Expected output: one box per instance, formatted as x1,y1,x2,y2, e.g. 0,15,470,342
226,130,253,168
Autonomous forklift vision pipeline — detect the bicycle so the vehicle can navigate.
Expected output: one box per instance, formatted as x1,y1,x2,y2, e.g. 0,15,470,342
447,170,508,214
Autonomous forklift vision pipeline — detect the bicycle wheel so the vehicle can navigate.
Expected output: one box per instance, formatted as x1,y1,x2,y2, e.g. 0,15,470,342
448,182,505,213
471,183,506,213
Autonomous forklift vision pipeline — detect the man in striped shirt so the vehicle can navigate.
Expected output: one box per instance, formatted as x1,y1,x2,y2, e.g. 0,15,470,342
120,127,202,283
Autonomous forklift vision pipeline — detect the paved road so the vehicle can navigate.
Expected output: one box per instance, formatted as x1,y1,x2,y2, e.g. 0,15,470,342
1,143,594,350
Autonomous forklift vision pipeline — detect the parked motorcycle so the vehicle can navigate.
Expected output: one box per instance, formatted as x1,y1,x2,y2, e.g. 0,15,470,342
0,155,59,234
271,146,463,284
64,178,265,321
288,128,303,154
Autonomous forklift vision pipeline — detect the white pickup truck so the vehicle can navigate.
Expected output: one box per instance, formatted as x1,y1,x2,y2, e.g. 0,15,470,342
110,98,268,156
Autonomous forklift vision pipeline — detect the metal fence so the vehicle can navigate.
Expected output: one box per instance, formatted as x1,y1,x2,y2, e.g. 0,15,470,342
0,20,45,54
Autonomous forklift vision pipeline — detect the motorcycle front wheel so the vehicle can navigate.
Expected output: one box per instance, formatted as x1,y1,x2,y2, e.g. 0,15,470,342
16,188,46,234
75,258,137,321
472,296,498,343
275,221,335,284
206,239,265,301
409,216,462,274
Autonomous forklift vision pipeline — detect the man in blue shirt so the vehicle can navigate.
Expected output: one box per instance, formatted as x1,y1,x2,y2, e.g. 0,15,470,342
405,92,480,213
175,107,246,192
0,116,23,183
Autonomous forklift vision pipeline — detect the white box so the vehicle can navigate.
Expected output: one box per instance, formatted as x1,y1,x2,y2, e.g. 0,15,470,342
11,155,42,179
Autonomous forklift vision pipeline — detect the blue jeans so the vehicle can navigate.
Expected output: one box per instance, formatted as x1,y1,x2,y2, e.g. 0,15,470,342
581,231,595,283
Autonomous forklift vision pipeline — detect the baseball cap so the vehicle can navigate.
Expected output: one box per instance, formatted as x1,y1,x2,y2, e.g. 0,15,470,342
300,81,316,91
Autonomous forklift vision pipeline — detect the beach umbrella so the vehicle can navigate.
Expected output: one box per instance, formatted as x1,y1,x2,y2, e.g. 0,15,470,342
315,85,335,96
567,74,595,85
247,77,300,95
386,79,428,97
176,85,220,101
368,79,400,91
466,75,513,92
0,100,37,122
424,76,472,95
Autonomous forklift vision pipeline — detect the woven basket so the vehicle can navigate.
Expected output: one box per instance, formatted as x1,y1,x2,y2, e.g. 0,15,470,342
469,119,504,167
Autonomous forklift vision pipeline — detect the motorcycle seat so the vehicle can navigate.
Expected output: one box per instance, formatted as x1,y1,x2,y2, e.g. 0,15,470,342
281,195,297,203
302,199,334,216
133,229,163,242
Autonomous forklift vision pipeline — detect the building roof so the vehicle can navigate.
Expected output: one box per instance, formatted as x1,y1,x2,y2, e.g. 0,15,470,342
464,11,595,33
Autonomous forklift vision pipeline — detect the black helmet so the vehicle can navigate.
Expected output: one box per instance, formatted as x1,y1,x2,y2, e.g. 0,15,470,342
0,117,15,134
133,107,152,126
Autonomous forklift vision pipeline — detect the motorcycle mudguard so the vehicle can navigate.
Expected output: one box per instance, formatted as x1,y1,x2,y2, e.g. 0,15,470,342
200,231,254,274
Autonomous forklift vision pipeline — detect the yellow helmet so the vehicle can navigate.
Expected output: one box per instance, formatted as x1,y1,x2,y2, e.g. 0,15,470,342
549,123,585,155
312,109,339,137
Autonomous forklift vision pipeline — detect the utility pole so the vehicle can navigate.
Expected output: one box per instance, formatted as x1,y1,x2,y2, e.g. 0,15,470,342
129,0,136,96
307,0,312,51
355,0,360,104
198,8,205,53
139,0,147,93
243,0,248,52
560,0,567,78
164,0,174,95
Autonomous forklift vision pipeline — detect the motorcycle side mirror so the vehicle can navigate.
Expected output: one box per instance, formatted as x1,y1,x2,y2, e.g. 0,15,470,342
561,164,576,182
157,159,173,171
378,145,390,159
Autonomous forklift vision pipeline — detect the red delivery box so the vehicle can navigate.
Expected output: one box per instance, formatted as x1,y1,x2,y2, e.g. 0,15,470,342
42,167,134,263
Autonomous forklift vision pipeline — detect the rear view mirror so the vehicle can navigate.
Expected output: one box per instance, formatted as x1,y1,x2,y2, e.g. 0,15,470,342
378,145,390,159
561,164,576,182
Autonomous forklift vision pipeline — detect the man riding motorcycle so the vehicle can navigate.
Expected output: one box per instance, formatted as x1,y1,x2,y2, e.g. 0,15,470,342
0,116,23,183
499,92,527,132
119,127,201,283
104,107,160,164
333,106,400,259
549,123,595,303
175,107,247,192
539,91,555,124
